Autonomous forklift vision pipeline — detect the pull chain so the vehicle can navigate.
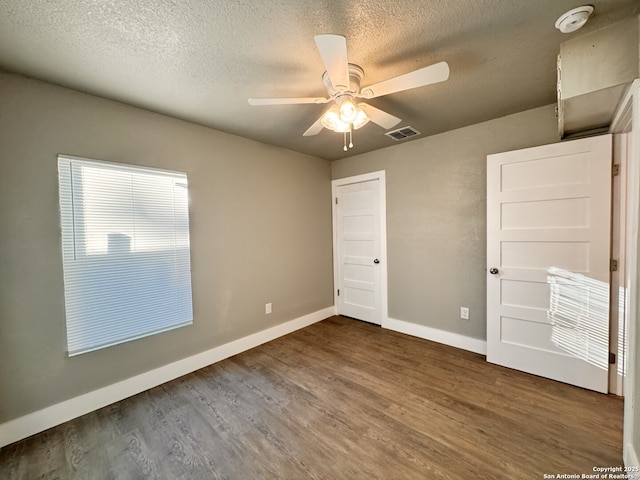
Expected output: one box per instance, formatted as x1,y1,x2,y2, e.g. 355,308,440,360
342,127,355,152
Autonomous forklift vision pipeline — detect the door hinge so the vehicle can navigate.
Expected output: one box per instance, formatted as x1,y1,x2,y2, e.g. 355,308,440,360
335,197,338,205
612,164,620,176
609,352,616,364
610,259,618,272
337,289,340,296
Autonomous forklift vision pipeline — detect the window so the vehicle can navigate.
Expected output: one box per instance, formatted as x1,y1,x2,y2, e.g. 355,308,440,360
57,155,193,356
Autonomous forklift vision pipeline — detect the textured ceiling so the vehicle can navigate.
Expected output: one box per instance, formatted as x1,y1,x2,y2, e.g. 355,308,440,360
1,1,639,160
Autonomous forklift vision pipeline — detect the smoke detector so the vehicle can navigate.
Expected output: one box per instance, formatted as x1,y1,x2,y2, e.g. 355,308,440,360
555,6,594,33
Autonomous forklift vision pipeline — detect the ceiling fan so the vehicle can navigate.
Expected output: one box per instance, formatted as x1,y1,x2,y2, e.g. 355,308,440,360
248,34,450,151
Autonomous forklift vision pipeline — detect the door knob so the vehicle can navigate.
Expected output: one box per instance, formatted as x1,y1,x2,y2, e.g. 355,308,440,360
489,267,499,275
373,259,380,264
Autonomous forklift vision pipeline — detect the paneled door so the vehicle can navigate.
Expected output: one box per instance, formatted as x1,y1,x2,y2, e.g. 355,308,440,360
333,173,386,325
486,135,612,393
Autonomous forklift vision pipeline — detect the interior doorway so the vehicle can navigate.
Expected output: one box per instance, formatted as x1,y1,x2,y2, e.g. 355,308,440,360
332,171,388,325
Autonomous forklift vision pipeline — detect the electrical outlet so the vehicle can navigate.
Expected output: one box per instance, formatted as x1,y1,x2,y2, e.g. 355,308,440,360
265,302,272,315
460,307,469,320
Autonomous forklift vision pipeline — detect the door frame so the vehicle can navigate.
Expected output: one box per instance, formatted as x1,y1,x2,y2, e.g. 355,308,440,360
610,79,640,468
610,132,628,396
332,171,388,325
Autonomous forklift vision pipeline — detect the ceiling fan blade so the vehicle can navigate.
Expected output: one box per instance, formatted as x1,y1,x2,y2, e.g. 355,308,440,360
248,97,330,106
359,103,402,129
303,114,326,136
360,61,450,99
314,34,350,91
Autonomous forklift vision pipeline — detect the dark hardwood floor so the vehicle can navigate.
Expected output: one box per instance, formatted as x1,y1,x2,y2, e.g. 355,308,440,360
0,316,623,479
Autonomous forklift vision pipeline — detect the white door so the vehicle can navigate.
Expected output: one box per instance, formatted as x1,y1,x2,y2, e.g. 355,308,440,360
333,174,385,325
487,135,612,393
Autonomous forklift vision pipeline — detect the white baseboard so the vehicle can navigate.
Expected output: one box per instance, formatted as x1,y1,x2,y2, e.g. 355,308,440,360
0,306,336,449
383,317,487,355
626,442,640,470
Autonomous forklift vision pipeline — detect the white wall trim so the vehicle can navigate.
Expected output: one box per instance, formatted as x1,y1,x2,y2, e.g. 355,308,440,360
384,317,487,355
0,306,335,449
626,442,640,470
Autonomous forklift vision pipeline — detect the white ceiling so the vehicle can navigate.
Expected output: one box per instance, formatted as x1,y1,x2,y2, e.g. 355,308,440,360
1,1,639,160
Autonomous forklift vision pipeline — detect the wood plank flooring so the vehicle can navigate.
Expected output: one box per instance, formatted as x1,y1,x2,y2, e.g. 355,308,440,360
0,316,624,479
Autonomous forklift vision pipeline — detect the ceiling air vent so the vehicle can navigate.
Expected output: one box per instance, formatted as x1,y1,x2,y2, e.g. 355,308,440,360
385,126,421,141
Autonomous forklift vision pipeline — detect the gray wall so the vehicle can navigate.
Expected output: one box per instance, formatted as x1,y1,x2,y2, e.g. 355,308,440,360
332,105,559,340
0,72,333,422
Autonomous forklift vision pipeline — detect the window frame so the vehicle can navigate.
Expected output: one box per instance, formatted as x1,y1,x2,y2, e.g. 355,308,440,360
57,154,194,356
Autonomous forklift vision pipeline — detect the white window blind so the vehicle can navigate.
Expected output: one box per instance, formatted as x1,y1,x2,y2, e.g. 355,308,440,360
57,155,193,356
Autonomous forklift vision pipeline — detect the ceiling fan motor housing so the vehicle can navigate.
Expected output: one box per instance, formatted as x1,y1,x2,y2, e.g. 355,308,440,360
323,63,364,100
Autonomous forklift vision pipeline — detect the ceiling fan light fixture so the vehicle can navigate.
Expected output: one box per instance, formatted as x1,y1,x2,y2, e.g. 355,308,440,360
338,98,358,123
352,109,369,130
321,106,351,132
321,103,369,133
555,5,594,33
